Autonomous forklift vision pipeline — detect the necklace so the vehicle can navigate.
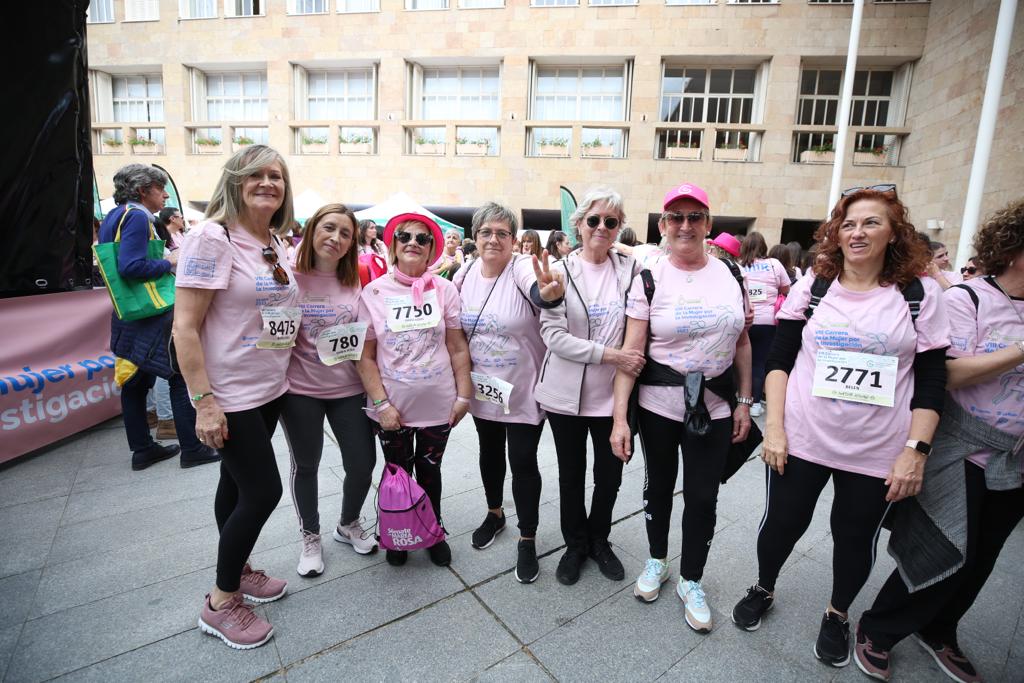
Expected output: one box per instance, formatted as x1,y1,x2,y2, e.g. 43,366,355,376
991,277,1024,328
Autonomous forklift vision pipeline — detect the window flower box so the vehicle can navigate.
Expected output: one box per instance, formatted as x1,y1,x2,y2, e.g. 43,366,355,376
582,143,615,158
854,149,887,166
456,139,490,156
232,136,255,153
301,136,329,155
194,137,223,154
100,138,124,155
536,137,569,157
666,145,701,160
339,135,374,155
715,146,748,162
129,138,162,155
414,139,445,155
800,149,834,164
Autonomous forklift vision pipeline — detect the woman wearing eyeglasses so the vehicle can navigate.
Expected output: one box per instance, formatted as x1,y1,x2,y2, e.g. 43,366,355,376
174,145,299,650
730,188,949,669
356,212,473,568
610,183,752,633
854,199,1024,683
454,202,565,583
534,187,644,586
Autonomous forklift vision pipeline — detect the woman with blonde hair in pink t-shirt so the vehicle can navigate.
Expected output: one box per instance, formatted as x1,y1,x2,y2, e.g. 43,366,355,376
356,212,474,568
174,144,298,650
280,203,379,580
730,188,950,669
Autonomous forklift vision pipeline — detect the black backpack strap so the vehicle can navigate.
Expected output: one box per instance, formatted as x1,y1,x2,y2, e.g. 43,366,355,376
901,277,925,326
951,283,980,312
720,258,745,293
804,277,832,320
640,268,655,305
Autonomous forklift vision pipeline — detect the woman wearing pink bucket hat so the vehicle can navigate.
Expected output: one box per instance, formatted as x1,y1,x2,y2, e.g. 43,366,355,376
709,232,742,260
355,212,473,568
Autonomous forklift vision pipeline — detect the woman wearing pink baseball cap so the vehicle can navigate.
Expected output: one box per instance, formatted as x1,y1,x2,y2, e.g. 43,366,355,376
355,212,473,568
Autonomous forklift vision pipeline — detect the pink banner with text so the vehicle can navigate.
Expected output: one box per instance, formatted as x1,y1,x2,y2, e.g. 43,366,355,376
0,289,120,464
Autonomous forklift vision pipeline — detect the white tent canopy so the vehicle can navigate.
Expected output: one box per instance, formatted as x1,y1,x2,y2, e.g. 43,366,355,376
293,189,326,223
354,192,465,236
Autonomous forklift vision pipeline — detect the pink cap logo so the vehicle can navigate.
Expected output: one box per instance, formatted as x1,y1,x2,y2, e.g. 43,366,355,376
677,184,693,194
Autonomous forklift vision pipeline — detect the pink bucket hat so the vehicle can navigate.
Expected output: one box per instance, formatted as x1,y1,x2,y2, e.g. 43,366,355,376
709,232,741,258
663,182,711,211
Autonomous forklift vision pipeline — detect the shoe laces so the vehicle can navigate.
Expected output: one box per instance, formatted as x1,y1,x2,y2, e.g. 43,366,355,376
242,567,269,588
684,580,707,609
341,518,373,540
224,598,259,630
302,532,321,556
642,558,665,582
824,611,849,638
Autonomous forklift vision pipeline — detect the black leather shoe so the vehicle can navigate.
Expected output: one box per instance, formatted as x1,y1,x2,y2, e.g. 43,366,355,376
427,540,451,567
180,445,221,469
555,547,587,585
386,549,408,566
588,539,625,581
131,443,181,471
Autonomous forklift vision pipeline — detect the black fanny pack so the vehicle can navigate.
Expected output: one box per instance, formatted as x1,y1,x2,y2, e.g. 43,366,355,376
630,359,736,437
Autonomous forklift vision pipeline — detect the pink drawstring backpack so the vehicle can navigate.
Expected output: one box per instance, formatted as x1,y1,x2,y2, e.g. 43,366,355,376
376,463,445,551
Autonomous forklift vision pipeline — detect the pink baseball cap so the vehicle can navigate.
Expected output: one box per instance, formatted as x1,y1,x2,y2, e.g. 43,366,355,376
663,182,711,211
709,232,741,258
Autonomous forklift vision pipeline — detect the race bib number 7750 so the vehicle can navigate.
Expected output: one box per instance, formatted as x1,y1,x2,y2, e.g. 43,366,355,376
386,289,441,332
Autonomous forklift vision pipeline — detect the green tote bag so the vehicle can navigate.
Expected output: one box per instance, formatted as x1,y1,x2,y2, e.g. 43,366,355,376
93,206,176,321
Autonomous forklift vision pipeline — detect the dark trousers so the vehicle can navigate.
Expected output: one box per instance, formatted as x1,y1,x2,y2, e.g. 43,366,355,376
756,455,890,612
474,416,545,536
121,370,201,453
638,408,732,581
860,461,1024,649
748,324,776,403
214,397,284,592
547,412,622,551
375,423,452,524
280,393,376,535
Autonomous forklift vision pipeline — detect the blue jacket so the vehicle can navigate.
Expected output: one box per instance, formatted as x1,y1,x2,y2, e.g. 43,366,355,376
98,203,171,281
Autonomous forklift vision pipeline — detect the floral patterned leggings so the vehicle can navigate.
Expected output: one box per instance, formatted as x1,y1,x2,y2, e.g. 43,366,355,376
375,423,452,523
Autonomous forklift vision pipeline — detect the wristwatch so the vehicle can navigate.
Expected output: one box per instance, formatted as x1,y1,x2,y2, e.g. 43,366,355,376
736,396,754,406
905,439,931,456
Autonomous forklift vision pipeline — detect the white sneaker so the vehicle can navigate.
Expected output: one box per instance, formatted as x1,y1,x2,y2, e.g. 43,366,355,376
634,558,670,603
297,532,324,577
332,519,378,555
677,578,713,633
749,402,764,417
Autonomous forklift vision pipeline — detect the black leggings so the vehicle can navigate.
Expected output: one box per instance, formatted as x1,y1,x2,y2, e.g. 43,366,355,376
860,461,1024,649
375,423,452,524
756,455,890,613
547,412,622,551
474,416,545,537
748,324,776,403
214,396,285,592
280,393,376,535
638,408,731,581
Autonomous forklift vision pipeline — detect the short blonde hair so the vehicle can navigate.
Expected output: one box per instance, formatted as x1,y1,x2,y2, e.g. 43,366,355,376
387,220,437,265
206,145,295,233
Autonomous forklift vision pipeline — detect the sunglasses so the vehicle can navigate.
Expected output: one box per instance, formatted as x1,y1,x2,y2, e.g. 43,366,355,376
395,231,433,246
842,184,897,197
585,215,620,230
262,247,290,286
961,266,977,275
663,211,708,226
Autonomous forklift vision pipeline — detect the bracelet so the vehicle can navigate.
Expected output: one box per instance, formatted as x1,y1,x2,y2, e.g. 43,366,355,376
372,396,389,407
735,396,754,406
375,400,391,411
191,391,213,403
1016,340,1024,357
456,396,471,404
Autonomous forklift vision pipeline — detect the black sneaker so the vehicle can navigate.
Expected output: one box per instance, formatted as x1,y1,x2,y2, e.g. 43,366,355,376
814,610,851,667
427,540,451,567
555,547,587,585
732,584,774,631
588,539,625,581
515,539,539,584
385,549,408,566
914,633,979,683
471,511,506,549
180,445,221,469
854,623,892,681
131,443,181,471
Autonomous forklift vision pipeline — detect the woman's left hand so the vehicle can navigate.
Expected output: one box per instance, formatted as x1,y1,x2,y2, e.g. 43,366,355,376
449,399,470,427
885,448,926,502
732,404,751,443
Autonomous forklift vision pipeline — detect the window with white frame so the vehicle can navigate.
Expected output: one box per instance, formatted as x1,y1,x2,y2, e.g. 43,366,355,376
406,0,448,8
124,0,160,20
225,0,263,16
180,0,217,17
727,0,778,4
304,68,375,120
288,0,329,13
532,65,628,121
589,0,637,5
338,0,379,9
113,75,164,122
665,0,715,4
414,66,500,119
809,0,852,3
660,66,757,124
202,72,268,120
232,127,269,144
87,0,114,23
459,0,504,7
531,0,578,6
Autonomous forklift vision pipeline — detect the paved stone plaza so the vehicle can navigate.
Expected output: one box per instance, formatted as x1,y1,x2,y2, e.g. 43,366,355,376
1,415,1021,682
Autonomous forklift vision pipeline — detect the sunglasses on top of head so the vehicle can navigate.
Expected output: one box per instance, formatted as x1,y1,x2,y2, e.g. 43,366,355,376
585,215,620,230
261,247,290,285
395,231,433,246
842,184,898,197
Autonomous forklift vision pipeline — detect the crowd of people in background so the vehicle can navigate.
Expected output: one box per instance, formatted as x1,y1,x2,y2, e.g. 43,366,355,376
92,149,1022,683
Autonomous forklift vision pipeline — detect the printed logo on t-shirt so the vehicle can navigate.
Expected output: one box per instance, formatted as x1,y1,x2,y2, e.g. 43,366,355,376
182,257,216,279
382,327,444,381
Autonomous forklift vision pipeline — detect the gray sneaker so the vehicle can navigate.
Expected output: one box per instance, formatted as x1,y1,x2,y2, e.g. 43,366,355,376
333,519,378,555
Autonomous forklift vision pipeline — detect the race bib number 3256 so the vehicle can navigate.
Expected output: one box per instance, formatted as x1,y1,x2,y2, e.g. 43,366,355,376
386,290,441,332
812,349,899,407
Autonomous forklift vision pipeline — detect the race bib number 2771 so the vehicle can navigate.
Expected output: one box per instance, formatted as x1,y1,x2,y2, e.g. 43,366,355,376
812,349,899,407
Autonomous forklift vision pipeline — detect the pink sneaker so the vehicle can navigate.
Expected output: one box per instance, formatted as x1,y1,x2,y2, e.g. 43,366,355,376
198,593,273,650
239,564,287,603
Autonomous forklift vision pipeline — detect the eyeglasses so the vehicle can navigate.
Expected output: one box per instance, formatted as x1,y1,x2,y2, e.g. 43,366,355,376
842,184,897,197
663,211,708,227
262,247,290,285
585,215,620,230
961,266,977,275
395,231,433,246
477,228,513,241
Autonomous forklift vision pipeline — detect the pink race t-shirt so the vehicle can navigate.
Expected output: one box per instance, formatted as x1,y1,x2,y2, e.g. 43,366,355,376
175,222,299,413
945,278,1024,470
359,274,462,428
742,258,789,326
286,269,365,400
778,275,950,478
626,257,745,422
544,258,624,417
458,256,546,425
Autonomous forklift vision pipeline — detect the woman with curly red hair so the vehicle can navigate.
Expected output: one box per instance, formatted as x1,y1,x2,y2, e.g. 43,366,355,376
730,188,951,669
